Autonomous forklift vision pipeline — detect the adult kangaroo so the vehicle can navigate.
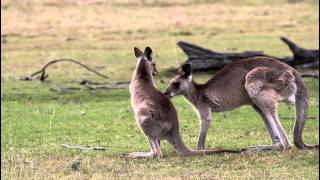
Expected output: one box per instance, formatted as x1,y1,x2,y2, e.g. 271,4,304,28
128,47,240,158
164,56,319,151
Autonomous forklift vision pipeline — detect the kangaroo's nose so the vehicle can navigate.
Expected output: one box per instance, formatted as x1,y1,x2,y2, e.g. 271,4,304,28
163,91,172,98
153,68,159,76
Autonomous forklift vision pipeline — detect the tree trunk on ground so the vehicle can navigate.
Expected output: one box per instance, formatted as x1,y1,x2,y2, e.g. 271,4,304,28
177,37,319,71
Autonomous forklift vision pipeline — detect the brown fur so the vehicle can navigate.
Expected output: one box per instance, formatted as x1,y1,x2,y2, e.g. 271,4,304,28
165,56,318,151
128,47,240,158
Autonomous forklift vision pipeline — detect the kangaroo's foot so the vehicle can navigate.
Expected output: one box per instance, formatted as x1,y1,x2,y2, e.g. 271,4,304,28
242,143,291,153
246,95,292,153
127,151,162,159
196,146,204,150
196,143,205,150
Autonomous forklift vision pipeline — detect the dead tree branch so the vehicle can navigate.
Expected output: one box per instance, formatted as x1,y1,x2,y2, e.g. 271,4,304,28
280,37,319,67
22,58,109,82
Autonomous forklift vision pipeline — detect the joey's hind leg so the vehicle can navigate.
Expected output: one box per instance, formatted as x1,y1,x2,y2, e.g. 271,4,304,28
197,106,212,150
128,137,162,159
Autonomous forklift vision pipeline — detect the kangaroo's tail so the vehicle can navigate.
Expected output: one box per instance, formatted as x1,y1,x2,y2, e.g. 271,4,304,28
293,71,319,149
166,128,241,156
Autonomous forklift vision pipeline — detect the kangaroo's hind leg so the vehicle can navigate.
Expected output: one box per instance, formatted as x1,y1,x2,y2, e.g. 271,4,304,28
128,116,164,159
128,137,162,159
252,104,279,144
244,91,291,152
244,68,292,152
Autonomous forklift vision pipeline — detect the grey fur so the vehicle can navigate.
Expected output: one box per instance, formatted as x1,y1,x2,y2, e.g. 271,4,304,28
128,47,240,158
164,56,319,151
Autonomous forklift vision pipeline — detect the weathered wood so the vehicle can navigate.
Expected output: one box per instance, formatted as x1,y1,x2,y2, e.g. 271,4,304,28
177,41,269,71
178,37,319,71
62,144,107,151
280,37,319,67
21,58,109,82
300,72,319,78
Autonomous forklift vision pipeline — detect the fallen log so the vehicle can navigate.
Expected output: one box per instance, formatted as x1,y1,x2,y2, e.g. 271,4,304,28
177,41,269,71
280,37,319,67
300,72,319,78
178,37,319,71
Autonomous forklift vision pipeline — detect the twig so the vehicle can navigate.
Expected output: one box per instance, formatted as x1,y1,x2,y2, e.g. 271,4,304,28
22,58,109,82
79,79,109,85
62,144,107,151
84,83,129,90
47,81,131,93
83,81,130,90
78,80,130,85
49,87,82,93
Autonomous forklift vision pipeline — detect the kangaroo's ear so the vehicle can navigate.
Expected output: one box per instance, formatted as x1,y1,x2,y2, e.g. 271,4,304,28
134,47,144,59
144,47,153,61
181,63,192,78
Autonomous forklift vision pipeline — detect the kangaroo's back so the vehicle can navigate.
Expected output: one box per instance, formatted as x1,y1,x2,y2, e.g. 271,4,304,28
202,56,294,109
130,79,178,125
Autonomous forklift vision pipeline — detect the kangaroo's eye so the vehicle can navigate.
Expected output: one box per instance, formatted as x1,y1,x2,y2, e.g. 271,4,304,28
172,82,180,88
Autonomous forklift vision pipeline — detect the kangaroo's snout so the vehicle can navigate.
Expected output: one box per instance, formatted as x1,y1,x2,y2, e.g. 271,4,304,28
152,67,159,76
163,90,172,98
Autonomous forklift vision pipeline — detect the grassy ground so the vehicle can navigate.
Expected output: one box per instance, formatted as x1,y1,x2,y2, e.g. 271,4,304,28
1,0,319,179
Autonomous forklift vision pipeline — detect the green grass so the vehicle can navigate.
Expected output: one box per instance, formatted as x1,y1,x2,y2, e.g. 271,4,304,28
1,79,319,178
1,0,319,179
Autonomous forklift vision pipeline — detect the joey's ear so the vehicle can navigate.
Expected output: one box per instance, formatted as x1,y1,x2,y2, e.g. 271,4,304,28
144,47,153,61
134,47,144,59
181,63,192,78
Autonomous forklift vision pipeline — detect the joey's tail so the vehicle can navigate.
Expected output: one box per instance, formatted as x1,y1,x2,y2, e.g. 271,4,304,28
166,128,241,156
293,71,319,149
